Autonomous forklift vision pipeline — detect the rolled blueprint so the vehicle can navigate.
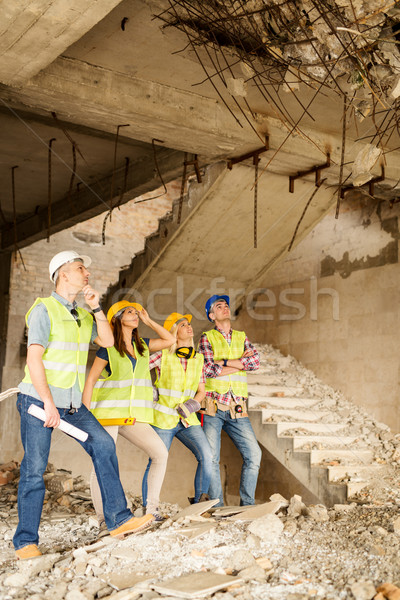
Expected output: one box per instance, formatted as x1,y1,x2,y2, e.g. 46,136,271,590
27,404,88,442
0,388,20,402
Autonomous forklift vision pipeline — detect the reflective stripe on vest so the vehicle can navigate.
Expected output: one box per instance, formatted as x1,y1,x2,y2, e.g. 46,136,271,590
153,350,204,429
90,342,153,423
22,296,92,392
204,329,248,397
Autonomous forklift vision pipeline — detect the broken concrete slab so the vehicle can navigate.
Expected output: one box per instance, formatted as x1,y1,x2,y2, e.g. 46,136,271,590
174,523,216,541
212,506,254,517
228,501,282,521
247,514,284,542
103,571,153,592
151,572,243,598
171,499,220,522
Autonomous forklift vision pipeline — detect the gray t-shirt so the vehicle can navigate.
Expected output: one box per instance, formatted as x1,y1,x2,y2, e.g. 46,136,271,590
18,291,98,408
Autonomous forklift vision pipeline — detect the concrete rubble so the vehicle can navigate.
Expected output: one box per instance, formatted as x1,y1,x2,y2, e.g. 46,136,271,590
251,343,400,504
2,470,400,599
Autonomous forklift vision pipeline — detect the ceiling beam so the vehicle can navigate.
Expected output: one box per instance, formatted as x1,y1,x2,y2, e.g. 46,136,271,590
0,1,123,85
0,147,185,252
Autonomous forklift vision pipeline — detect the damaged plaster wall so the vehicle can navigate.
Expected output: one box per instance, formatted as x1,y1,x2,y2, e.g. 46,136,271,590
236,192,400,432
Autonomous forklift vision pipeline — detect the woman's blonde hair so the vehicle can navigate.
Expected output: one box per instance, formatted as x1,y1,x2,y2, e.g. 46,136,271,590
168,319,194,354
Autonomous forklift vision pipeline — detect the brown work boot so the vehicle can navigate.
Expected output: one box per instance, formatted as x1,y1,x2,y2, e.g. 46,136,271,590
15,544,42,560
110,514,155,539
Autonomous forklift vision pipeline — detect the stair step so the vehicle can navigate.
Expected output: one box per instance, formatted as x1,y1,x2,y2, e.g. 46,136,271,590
248,396,320,409
346,480,373,498
276,422,347,436
246,375,283,386
309,449,374,465
248,385,303,397
261,408,330,422
292,435,360,450
326,464,384,482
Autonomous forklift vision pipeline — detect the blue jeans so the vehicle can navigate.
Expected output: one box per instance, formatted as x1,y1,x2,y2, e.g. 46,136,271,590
13,394,133,550
142,422,212,505
202,410,262,507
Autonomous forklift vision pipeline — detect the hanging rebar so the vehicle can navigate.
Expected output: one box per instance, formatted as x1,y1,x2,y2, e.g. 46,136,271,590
47,138,56,242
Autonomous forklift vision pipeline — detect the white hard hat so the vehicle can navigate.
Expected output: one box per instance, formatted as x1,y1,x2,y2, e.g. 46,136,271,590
49,250,92,282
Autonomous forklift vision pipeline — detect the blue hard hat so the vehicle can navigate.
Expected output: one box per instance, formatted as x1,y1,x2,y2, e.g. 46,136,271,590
205,295,230,321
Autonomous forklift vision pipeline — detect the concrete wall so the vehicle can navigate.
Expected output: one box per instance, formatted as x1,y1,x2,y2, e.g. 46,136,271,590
236,191,400,432
0,186,174,466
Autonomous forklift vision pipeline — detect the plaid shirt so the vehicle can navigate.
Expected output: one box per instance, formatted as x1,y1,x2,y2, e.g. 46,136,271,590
197,327,260,406
149,351,206,384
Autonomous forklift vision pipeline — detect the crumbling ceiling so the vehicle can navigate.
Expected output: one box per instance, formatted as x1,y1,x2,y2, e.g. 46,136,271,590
0,0,400,254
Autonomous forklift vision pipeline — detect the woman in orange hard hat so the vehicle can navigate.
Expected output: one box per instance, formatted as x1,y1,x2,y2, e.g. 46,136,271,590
142,312,212,506
82,301,175,529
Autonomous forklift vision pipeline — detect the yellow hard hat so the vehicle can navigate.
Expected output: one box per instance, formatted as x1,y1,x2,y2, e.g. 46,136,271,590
163,312,192,332
107,301,143,323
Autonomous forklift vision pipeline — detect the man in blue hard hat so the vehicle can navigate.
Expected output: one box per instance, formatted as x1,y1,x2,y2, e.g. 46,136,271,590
197,294,261,506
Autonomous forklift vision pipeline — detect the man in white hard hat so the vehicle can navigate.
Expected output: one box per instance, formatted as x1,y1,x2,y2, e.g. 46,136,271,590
13,251,154,559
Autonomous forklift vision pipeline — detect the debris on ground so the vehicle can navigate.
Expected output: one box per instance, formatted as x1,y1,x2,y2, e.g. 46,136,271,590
2,474,400,599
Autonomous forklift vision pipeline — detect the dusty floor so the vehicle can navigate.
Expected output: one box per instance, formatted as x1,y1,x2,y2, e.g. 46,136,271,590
1,476,400,600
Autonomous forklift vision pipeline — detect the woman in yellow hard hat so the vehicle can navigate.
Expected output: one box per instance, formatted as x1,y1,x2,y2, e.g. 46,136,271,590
82,300,175,529
142,312,212,506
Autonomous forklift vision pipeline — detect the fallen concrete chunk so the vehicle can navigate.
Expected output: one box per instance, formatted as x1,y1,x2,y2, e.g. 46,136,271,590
103,571,153,592
229,549,256,571
4,572,30,587
248,513,284,542
152,572,243,598
287,495,307,518
238,564,268,582
229,501,282,521
269,493,289,507
351,580,376,600
175,523,216,540
306,504,329,522
255,556,273,570
18,553,60,577
171,499,219,522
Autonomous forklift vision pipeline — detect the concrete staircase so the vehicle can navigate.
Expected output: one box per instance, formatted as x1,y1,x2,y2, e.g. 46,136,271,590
247,346,389,507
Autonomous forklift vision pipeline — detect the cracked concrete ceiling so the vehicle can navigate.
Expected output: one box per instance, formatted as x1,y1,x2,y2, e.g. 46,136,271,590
1,0,400,253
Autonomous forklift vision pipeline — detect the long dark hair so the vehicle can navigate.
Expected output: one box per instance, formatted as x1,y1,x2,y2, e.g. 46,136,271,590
112,313,145,358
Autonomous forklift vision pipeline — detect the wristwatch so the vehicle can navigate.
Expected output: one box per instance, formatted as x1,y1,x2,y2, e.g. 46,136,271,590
92,305,102,314
223,359,228,367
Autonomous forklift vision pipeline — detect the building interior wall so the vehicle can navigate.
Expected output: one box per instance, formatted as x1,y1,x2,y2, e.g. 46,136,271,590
236,193,400,433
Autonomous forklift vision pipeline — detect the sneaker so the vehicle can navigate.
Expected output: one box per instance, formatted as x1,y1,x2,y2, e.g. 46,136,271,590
110,514,155,539
15,544,42,560
151,510,167,522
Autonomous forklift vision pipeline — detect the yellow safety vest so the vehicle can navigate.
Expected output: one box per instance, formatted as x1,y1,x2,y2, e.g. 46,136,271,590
22,296,93,392
204,329,248,397
153,350,204,429
90,342,154,424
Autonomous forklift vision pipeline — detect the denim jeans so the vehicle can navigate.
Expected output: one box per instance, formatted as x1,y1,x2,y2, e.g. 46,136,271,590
13,394,132,550
202,410,262,507
142,422,212,505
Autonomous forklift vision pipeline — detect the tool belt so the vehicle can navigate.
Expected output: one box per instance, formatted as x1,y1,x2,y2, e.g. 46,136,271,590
98,417,136,426
199,396,247,419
